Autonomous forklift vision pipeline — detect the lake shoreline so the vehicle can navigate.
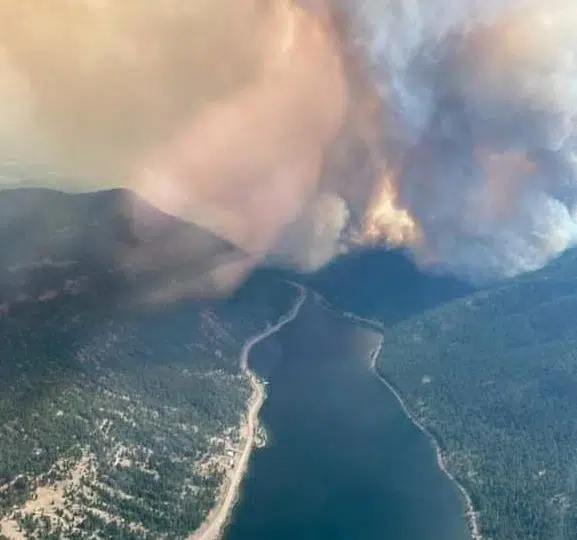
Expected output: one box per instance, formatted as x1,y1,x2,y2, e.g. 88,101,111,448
313,291,482,540
368,340,482,540
189,285,307,540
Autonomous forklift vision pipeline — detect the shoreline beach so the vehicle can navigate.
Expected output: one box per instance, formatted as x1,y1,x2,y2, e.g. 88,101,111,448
190,284,306,540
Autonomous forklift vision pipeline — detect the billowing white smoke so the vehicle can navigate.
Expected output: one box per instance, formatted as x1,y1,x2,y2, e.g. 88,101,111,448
268,192,350,271
346,0,577,280
2,0,577,293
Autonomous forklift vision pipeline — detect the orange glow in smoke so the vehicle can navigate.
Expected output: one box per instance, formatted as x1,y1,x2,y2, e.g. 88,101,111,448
2,0,576,293
362,170,421,247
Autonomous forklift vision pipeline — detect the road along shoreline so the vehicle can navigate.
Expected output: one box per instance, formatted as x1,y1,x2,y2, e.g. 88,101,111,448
368,340,482,540
314,291,482,540
190,284,307,540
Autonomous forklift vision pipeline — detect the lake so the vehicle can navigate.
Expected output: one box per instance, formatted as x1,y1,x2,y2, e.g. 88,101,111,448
224,295,469,540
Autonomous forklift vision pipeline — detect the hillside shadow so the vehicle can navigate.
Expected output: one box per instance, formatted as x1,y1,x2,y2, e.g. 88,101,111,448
304,247,475,326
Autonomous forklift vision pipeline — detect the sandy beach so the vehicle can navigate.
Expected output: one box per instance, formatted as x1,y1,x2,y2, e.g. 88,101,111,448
190,284,306,540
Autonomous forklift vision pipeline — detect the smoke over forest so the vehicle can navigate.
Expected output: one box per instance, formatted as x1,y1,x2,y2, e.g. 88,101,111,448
1,0,576,293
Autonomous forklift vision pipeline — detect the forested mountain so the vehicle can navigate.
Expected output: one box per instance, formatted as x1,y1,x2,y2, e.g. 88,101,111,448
314,246,577,539
308,247,473,325
0,187,242,304
0,188,296,539
375,250,577,539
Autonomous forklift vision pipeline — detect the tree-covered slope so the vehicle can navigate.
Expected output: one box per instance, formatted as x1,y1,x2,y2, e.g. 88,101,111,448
308,247,472,325
377,250,577,540
0,188,297,539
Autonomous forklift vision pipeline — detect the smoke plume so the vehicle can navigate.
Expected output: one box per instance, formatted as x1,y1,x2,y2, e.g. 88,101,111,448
348,0,577,280
1,0,577,293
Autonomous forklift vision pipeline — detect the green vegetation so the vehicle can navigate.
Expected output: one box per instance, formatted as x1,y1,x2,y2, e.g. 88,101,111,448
0,258,296,539
376,251,577,540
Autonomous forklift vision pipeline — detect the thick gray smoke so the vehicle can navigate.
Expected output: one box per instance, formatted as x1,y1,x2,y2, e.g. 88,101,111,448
2,0,577,295
347,0,577,280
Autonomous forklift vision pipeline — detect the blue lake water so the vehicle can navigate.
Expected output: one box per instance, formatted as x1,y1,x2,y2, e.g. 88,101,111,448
224,296,469,540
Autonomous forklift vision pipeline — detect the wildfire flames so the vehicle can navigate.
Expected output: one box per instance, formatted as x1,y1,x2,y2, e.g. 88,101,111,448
1,0,577,294
363,171,421,247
